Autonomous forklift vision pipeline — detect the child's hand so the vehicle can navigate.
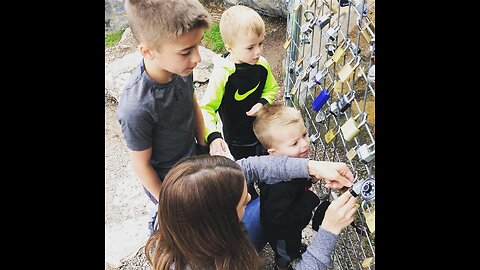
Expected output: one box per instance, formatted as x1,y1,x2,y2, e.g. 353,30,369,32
209,138,234,160
246,103,263,116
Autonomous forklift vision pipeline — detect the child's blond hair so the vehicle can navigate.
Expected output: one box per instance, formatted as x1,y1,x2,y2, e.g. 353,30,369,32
219,5,265,47
125,0,211,51
253,103,303,149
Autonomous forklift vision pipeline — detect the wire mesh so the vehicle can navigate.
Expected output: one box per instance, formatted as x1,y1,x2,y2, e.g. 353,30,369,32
283,0,375,269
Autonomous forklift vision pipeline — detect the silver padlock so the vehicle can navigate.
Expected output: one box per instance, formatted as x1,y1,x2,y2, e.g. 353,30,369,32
350,176,375,201
307,54,322,69
300,34,311,45
328,101,339,117
315,12,333,30
337,91,355,113
350,43,361,55
325,43,337,56
324,24,341,41
298,66,312,82
357,142,375,164
300,10,316,35
312,68,328,86
315,111,326,123
309,133,319,143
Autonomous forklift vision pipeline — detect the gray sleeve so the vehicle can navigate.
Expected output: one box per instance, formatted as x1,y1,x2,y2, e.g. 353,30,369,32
294,228,339,270
235,156,310,185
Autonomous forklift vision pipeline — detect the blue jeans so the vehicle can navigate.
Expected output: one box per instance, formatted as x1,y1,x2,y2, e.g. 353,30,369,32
242,197,267,252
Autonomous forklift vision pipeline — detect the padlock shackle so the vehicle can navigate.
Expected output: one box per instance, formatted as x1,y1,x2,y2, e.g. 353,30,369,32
303,10,316,22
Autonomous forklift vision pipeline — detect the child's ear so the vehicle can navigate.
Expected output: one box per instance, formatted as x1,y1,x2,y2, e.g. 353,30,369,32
224,44,232,53
267,148,277,156
139,44,155,60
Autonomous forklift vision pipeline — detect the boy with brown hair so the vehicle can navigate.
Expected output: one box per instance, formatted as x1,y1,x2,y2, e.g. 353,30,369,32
253,103,320,270
116,0,211,234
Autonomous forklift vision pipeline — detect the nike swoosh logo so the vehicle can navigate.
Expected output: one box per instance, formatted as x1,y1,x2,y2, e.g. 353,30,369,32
234,82,260,101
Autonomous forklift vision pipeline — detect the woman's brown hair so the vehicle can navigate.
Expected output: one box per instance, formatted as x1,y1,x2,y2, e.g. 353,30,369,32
145,155,260,270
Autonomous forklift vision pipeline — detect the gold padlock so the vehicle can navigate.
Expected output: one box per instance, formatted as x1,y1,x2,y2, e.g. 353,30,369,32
283,38,292,50
346,147,357,160
362,257,374,268
364,209,375,233
324,129,338,144
340,117,360,142
338,56,361,82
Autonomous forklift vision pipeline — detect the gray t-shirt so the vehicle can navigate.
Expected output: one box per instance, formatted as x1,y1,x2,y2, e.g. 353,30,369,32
116,60,196,178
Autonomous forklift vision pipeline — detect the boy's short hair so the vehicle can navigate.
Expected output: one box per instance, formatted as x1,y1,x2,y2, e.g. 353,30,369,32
253,103,303,149
220,5,265,47
125,0,211,51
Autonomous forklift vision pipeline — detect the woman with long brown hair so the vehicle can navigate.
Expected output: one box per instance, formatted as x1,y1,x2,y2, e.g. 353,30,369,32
145,155,358,270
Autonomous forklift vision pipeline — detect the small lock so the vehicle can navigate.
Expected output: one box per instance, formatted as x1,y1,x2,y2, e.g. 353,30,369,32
288,62,296,74
315,111,326,123
337,91,355,113
357,142,375,164
350,43,361,55
339,0,350,7
312,88,331,112
328,101,339,117
340,117,360,142
300,10,316,35
309,133,319,143
300,34,311,45
349,177,375,201
315,12,333,30
312,68,328,86
325,43,337,56
338,56,361,82
324,24,341,41
324,129,338,144
307,54,322,69
294,66,303,77
340,113,367,142
298,66,311,82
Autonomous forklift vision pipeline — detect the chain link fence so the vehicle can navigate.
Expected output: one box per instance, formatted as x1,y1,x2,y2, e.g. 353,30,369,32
282,0,375,269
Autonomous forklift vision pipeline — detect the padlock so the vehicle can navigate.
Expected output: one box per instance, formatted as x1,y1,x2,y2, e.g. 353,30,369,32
324,24,341,41
312,68,328,86
315,111,326,123
294,66,303,77
300,10,316,35
357,142,375,164
309,133,319,143
339,0,350,7
350,43,361,55
328,101,339,117
307,54,322,69
340,117,360,142
288,62,296,74
331,39,349,62
349,176,375,201
325,43,336,56
363,210,375,234
290,79,300,95
324,129,339,144
337,90,355,113
300,34,311,45
346,147,357,160
338,56,361,82
283,38,292,50
340,113,367,142
312,88,331,112
315,12,333,30
298,66,312,82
